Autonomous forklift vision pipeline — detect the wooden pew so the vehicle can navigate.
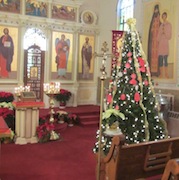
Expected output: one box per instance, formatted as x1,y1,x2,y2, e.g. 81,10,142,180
97,135,179,180
161,158,179,180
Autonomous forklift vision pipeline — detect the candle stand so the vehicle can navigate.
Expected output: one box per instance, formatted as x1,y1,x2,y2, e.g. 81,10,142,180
44,82,61,141
45,92,60,140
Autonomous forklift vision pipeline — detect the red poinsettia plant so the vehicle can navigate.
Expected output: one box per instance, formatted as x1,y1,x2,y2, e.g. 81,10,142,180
54,89,72,103
0,91,15,132
67,113,79,125
36,115,56,143
0,91,14,103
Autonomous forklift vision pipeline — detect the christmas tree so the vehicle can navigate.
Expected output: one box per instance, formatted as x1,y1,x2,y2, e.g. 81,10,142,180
93,18,168,156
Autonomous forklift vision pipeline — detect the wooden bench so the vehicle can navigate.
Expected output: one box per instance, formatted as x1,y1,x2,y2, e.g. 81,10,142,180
162,158,179,180
97,135,179,180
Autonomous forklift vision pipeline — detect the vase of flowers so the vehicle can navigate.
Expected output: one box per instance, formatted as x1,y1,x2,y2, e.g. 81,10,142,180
54,89,72,109
57,110,68,123
67,113,79,127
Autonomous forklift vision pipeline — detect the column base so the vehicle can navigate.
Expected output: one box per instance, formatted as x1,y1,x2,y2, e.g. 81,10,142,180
30,136,38,144
15,137,27,145
15,136,38,144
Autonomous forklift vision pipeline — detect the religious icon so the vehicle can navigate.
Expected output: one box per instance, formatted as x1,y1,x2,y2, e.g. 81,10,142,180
81,10,97,25
55,34,70,79
143,0,176,82
30,66,38,78
78,34,95,80
0,26,18,80
51,31,73,80
0,0,20,14
25,1,47,17
52,4,76,22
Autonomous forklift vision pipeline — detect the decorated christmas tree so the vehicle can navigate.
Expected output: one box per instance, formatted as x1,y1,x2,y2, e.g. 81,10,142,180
93,18,168,155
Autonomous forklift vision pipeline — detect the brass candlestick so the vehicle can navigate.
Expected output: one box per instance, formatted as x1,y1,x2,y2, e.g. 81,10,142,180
45,92,60,140
44,82,61,141
94,42,114,180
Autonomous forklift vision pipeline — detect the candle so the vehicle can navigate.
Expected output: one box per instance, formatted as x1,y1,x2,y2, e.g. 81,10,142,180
43,82,60,93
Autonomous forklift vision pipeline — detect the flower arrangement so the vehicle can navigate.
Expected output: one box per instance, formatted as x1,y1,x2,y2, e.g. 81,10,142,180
0,108,15,131
0,91,14,103
0,91,15,143
54,89,72,104
36,115,57,143
57,111,79,126
67,113,79,125
102,108,125,127
36,111,79,143
57,110,68,123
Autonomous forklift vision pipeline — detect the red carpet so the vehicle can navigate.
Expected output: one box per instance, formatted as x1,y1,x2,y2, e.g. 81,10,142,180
0,125,98,180
0,105,163,179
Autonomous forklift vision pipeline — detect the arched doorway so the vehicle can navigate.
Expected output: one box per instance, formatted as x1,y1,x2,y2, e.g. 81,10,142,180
23,28,46,101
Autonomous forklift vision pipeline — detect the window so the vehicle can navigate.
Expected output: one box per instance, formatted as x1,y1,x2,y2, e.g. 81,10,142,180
24,28,46,51
117,0,134,31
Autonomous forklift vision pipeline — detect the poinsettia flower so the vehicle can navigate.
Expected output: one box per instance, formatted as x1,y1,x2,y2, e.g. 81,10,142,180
68,113,77,119
115,105,119,110
127,52,132,57
54,89,72,102
131,73,136,79
120,94,126,100
138,57,145,66
129,79,137,85
0,108,14,119
134,92,140,102
144,80,149,86
125,63,131,68
103,109,125,120
0,91,14,103
107,94,112,103
140,66,146,72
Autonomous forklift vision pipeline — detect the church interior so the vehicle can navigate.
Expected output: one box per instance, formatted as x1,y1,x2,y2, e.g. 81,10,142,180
0,0,179,179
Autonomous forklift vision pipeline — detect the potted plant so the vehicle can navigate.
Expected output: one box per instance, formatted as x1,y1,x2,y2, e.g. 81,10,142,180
54,89,72,108
36,115,57,143
0,91,14,103
67,113,79,127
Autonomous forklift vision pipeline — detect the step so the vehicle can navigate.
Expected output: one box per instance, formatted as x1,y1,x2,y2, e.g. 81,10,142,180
79,116,99,124
79,114,99,119
75,112,100,117
80,120,99,127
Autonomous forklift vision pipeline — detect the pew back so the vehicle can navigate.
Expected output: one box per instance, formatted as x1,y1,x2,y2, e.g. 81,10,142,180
100,136,179,180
